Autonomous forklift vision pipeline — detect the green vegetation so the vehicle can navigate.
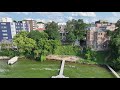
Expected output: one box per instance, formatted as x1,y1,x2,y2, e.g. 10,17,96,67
64,62,115,78
106,19,120,70
54,45,80,56
65,19,87,44
0,58,115,78
0,58,61,78
45,21,60,40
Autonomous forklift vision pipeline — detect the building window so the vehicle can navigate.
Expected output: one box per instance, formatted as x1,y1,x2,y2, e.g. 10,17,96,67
2,30,7,32
1,26,7,29
1,23,6,25
101,33,102,35
2,33,8,36
3,37,8,39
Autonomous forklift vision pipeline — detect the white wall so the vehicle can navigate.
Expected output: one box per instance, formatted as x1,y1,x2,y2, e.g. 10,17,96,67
10,22,16,38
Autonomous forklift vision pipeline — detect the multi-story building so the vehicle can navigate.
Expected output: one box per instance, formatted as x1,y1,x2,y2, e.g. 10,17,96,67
15,21,30,34
0,18,30,42
1,17,13,22
23,19,37,31
95,20,116,31
86,20,115,51
58,23,67,41
0,22,16,41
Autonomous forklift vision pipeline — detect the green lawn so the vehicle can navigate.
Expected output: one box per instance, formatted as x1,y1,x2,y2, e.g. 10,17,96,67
0,58,115,78
0,59,60,78
64,62,115,78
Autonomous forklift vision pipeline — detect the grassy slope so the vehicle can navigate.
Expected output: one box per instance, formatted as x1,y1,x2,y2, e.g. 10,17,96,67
64,62,115,78
0,59,61,78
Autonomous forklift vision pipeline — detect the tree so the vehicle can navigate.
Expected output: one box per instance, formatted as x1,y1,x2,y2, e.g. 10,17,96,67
83,47,96,61
45,21,60,40
65,19,87,45
27,30,48,42
66,31,76,43
13,31,36,56
107,19,120,70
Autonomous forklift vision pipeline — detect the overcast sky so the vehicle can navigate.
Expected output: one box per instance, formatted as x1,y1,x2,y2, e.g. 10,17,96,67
0,12,120,23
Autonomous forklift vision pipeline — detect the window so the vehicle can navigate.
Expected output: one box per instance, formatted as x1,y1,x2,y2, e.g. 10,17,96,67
3,33,8,36
2,30,7,32
1,26,7,29
1,23,6,25
3,37,8,39
4,26,7,29
101,33,102,35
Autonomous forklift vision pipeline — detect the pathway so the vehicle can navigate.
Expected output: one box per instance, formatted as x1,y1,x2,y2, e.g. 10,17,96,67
51,60,69,78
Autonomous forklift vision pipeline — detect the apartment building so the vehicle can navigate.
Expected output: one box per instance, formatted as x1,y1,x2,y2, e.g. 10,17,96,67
0,18,30,42
0,22,16,41
15,21,30,34
23,19,37,31
86,20,115,51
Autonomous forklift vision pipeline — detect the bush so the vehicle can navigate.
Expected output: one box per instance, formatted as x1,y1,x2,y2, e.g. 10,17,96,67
54,45,81,56
77,59,97,64
41,55,46,62
0,50,15,57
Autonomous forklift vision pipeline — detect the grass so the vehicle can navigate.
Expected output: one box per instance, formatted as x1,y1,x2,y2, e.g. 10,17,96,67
64,62,115,78
0,58,115,78
94,51,110,64
0,59,60,78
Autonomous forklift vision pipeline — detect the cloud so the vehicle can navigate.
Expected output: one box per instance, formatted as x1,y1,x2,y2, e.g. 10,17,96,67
72,12,96,17
66,16,73,20
24,18,34,20
35,12,63,16
0,12,7,15
112,12,120,17
13,12,32,15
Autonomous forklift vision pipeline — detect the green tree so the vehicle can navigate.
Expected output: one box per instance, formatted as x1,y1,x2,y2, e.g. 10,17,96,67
107,19,120,70
13,31,36,56
66,31,76,43
27,30,48,42
65,19,87,44
45,21,60,40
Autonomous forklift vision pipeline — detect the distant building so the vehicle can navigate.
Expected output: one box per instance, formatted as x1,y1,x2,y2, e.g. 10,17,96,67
15,21,30,34
0,22,15,41
58,23,67,41
23,19,37,31
0,18,30,42
36,22,45,32
86,20,116,51
1,17,13,22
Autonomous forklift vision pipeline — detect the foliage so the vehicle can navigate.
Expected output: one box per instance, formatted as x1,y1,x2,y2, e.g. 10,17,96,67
76,59,97,64
0,50,16,57
45,21,60,40
27,30,48,43
65,19,87,44
66,31,76,43
107,19,120,70
54,45,81,56
0,40,12,50
13,31,36,56
82,47,96,61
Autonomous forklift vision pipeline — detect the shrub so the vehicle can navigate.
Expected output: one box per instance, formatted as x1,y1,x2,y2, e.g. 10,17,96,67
54,45,81,56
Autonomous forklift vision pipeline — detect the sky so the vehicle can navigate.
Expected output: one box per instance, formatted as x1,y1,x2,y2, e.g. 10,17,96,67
0,12,120,23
